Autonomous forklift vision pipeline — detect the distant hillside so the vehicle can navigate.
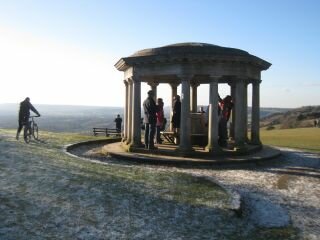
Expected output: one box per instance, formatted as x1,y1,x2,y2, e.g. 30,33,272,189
249,107,291,120
0,103,294,133
0,104,124,134
260,105,320,129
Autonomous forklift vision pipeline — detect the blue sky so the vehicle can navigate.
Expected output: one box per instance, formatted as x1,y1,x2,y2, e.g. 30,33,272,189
0,0,319,108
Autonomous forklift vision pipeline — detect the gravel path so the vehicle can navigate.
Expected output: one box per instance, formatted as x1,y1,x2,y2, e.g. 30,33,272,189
177,148,320,240
71,144,320,240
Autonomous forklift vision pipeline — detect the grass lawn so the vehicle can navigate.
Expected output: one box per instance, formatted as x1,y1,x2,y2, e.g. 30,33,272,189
0,129,244,239
260,127,320,152
0,128,300,239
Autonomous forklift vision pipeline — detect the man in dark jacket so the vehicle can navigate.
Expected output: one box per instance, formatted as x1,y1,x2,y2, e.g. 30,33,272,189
16,97,40,140
114,114,122,132
143,90,157,149
171,95,181,133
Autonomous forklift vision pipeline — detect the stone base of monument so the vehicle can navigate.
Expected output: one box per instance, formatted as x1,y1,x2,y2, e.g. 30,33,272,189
102,141,280,167
64,138,280,167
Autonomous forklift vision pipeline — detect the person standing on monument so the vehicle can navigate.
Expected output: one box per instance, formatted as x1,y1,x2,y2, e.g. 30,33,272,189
171,95,181,135
218,95,233,147
155,98,164,144
143,90,157,149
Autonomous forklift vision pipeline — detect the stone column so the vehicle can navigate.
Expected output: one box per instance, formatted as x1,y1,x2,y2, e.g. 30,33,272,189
206,78,220,152
244,81,248,142
123,80,128,141
131,76,142,147
251,80,262,145
178,75,192,153
229,83,236,140
190,83,199,112
170,83,179,131
126,79,133,145
234,80,246,150
148,81,159,101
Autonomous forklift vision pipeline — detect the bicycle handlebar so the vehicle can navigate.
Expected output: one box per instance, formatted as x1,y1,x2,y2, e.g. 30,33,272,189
30,115,40,118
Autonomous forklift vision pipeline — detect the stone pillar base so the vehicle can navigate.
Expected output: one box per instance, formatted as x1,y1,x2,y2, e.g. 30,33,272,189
128,143,144,151
250,139,262,146
121,142,144,152
175,147,194,157
205,145,222,153
121,142,130,152
233,144,248,153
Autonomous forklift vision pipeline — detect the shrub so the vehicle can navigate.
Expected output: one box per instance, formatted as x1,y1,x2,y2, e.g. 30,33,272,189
296,114,305,121
266,125,275,130
280,119,298,129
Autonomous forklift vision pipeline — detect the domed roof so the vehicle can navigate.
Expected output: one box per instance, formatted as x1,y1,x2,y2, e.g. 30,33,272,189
129,42,250,58
115,42,271,71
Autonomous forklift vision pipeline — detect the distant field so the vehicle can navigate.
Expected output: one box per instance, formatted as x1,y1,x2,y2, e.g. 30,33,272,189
260,127,320,152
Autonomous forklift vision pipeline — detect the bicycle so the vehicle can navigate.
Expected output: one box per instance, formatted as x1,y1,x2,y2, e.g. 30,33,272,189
24,115,40,143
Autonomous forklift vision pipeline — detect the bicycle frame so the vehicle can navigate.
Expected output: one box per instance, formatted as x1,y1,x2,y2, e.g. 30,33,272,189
24,115,40,143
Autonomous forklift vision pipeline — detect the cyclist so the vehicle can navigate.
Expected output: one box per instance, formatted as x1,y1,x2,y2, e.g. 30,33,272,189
16,97,41,140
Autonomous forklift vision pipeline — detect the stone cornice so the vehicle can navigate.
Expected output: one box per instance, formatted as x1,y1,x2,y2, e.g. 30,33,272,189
116,54,271,72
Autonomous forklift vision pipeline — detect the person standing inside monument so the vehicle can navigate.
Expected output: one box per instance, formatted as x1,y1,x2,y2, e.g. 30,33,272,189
114,114,122,132
155,98,164,144
16,97,41,140
218,95,233,147
198,106,206,113
143,90,157,149
198,106,208,129
171,95,181,141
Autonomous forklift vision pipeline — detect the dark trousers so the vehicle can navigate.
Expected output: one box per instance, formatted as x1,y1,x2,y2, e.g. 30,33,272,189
156,126,162,143
218,117,228,147
17,116,28,134
144,123,156,148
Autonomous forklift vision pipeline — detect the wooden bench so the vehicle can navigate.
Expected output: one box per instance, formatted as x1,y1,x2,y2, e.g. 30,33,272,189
93,128,121,137
160,131,176,144
160,131,207,146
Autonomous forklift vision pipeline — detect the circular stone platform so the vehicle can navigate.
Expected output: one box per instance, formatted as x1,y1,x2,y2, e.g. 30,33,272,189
65,139,281,167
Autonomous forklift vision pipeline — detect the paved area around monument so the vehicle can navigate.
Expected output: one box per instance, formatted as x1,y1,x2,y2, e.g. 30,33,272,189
101,142,281,166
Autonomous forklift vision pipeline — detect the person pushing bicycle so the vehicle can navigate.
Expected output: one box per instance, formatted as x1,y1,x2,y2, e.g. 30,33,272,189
16,97,41,140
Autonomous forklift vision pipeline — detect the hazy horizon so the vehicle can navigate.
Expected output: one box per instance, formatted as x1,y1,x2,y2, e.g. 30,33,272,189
0,102,300,110
0,102,294,133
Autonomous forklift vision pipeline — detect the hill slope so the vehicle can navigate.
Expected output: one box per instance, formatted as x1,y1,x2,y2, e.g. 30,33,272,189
261,105,320,129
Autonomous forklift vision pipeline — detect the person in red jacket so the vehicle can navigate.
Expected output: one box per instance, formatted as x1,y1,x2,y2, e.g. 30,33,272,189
16,97,40,140
155,98,164,144
218,95,233,147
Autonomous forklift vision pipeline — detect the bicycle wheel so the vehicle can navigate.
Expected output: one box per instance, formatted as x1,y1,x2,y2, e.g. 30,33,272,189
32,123,39,140
24,126,31,143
